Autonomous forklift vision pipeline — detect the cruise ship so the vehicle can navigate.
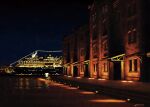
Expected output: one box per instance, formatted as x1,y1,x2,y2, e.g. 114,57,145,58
13,53,63,75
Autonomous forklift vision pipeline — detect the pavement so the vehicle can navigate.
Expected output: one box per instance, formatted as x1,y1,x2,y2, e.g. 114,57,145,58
50,75,150,106
0,76,135,107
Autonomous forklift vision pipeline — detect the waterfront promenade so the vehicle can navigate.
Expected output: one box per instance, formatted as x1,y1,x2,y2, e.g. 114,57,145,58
51,75,150,106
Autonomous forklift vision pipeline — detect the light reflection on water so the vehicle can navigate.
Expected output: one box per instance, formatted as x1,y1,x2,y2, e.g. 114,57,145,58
36,79,42,89
14,77,45,90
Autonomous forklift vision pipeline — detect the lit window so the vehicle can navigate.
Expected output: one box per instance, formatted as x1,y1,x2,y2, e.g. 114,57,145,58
81,65,84,72
94,64,97,72
129,59,138,72
134,59,138,72
104,63,107,72
129,60,132,72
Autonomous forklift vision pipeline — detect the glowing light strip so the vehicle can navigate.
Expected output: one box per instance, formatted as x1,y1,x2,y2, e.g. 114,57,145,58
90,99,126,103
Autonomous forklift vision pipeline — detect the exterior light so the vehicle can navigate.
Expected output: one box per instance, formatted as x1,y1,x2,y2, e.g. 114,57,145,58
127,99,131,101
95,91,99,94
88,78,94,80
68,76,72,78
79,91,95,95
121,80,133,83
90,99,126,103
128,81,133,83
121,80,128,83
98,78,106,81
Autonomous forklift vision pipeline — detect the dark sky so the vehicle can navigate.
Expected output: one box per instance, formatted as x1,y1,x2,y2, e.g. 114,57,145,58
0,0,92,66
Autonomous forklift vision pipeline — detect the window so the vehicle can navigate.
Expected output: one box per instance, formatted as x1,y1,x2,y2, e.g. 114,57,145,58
104,41,108,51
102,21,107,36
92,11,96,25
94,64,97,72
127,0,136,17
81,49,84,56
104,63,107,72
134,59,138,72
127,19,137,30
128,29,137,44
129,60,132,72
132,30,137,43
129,59,138,72
102,4,108,14
81,65,84,72
93,45,98,54
92,29,98,40
128,32,132,44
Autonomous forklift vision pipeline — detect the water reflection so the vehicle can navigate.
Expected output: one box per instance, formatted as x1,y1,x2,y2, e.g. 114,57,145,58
14,77,45,90
36,79,42,89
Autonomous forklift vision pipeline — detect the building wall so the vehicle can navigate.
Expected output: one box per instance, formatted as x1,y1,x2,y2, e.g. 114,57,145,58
63,35,71,76
77,25,90,77
124,0,144,81
63,0,150,82
63,25,89,77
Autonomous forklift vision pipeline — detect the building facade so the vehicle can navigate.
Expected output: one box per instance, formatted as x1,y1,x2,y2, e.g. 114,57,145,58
63,0,150,82
63,25,90,77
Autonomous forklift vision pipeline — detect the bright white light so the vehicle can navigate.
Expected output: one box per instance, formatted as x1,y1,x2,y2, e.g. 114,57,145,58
45,73,49,78
127,99,131,101
95,91,99,93
32,51,37,58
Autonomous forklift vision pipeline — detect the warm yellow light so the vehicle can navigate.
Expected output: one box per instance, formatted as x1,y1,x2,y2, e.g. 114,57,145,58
128,81,133,83
79,91,95,95
121,80,128,83
65,87,78,90
121,80,133,83
53,83,63,86
90,99,126,103
68,76,72,78
98,78,106,81
88,78,95,80
76,77,81,79
38,78,45,81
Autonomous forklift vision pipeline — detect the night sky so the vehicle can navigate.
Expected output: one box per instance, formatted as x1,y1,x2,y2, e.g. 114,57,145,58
0,0,92,66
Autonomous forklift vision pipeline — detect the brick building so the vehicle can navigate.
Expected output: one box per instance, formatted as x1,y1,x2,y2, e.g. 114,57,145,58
63,0,150,82
63,25,90,77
